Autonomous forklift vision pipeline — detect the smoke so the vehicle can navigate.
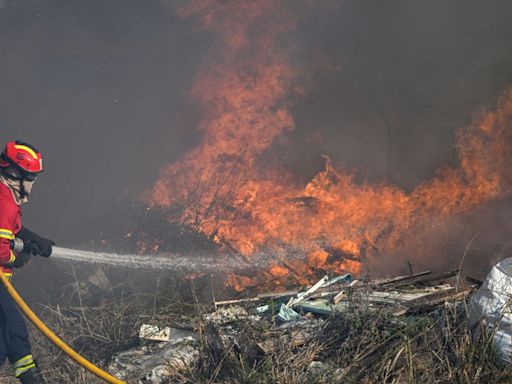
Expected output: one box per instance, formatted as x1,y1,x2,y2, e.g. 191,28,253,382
0,0,208,243
289,0,512,189
0,0,510,282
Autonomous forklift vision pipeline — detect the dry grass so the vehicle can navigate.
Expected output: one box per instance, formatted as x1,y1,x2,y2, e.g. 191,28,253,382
173,297,512,384
0,282,511,383
0,275,202,384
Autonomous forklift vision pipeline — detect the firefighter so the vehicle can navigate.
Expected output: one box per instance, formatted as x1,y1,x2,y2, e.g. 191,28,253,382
0,140,54,384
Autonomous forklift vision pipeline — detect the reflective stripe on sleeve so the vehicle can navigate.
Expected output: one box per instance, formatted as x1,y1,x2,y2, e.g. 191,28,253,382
0,228,14,240
8,251,16,264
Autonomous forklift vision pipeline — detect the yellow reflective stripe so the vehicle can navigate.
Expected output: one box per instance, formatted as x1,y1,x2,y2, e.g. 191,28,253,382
14,362,36,377
8,251,16,264
14,145,38,160
13,354,34,369
0,229,14,240
13,354,35,377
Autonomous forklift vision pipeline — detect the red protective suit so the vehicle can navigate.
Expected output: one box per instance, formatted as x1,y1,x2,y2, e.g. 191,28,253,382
0,181,21,279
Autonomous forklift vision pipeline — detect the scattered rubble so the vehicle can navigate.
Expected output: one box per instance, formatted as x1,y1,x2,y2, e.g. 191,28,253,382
108,267,487,383
214,268,470,319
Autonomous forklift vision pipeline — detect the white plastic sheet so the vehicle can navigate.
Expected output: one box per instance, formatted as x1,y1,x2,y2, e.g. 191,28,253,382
468,257,512,365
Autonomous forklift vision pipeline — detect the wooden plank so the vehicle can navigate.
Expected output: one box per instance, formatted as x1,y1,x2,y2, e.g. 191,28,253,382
372,270,432,287
214,297,262,306
364,285,454,305
287,275,329,306
396,289,472,316
403,287,456,307
391,269,459,288
258,290,298,299
214,290,299,306
333,290,347,304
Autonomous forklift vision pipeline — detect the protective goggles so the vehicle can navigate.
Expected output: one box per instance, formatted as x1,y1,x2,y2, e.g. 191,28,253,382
3,166,38,182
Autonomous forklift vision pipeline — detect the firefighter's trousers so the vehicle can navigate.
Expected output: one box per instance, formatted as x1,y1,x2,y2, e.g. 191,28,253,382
0,280,35,377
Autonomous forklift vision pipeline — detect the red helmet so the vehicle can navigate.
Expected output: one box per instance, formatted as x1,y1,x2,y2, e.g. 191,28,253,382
0,140,43,174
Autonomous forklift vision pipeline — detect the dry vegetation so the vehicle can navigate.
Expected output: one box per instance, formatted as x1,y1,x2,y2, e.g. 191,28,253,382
0,279,511,384
174,298,512,384
0,275,198,384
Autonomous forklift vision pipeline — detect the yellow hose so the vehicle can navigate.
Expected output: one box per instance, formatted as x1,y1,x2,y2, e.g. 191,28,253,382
0,273,126,384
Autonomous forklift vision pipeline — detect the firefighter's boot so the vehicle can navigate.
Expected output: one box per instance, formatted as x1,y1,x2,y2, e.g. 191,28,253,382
18,366,46,384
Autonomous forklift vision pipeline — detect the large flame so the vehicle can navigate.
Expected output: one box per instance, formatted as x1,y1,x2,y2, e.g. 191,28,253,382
146,1,512,289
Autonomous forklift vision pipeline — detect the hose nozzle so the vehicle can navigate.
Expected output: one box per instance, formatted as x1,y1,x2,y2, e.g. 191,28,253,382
10,237,24,253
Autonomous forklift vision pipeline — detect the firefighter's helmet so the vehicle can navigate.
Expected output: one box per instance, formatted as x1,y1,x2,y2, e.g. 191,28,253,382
0,140,43,175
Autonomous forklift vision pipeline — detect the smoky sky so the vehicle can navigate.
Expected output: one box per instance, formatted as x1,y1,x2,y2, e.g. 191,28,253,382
0,0,511,246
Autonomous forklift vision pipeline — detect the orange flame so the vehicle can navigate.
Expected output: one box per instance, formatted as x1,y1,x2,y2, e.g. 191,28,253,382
145,1,512,290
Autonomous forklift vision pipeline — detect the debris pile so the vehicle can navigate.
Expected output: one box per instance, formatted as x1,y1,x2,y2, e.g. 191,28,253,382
109,268,490,383
214,269,473,319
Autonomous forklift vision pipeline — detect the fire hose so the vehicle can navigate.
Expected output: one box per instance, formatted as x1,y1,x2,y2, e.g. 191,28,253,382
0,273,126,384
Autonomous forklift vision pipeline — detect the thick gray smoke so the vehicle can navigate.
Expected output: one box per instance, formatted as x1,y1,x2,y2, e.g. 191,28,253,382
0,0,209,244
0,0,511,269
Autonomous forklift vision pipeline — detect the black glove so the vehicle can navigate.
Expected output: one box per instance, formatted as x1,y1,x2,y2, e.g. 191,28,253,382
17,226,55,257
22,240,43,256
6,252,31,269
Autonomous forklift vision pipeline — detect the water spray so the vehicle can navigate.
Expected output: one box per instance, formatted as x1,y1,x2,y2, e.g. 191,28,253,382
52,246,253,271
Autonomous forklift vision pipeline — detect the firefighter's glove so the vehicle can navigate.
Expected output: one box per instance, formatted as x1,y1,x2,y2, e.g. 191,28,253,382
17,226,55,257
22,240,43,256
30,237,54,257
6,252,31,269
